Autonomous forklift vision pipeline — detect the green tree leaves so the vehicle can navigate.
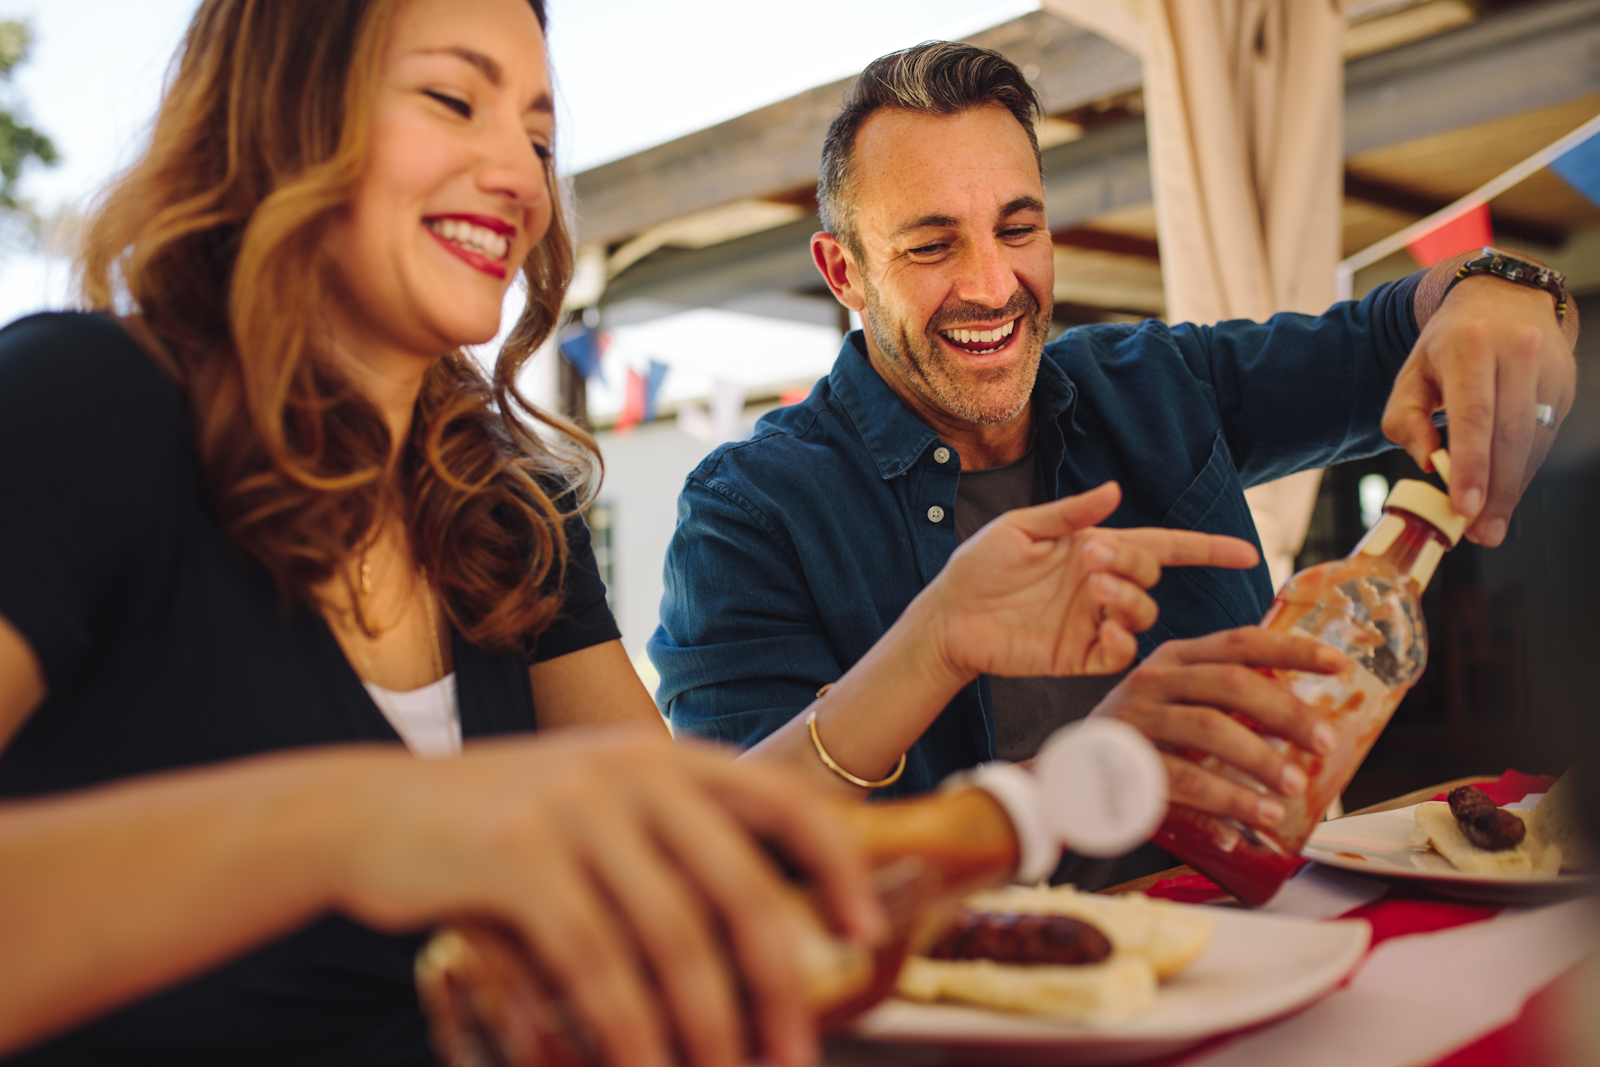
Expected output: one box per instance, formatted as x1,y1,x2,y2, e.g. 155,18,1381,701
0,20,57,213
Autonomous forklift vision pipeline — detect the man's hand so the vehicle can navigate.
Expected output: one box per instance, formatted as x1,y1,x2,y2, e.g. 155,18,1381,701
1090,628,1344,831
1383,260,1579,547
926,482,1260,680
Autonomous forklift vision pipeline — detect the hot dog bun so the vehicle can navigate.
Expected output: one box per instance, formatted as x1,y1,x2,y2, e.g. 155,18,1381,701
1533,772,1593,872
894,886,1215,1017
1410,802,1561,875
897,953,1156,1016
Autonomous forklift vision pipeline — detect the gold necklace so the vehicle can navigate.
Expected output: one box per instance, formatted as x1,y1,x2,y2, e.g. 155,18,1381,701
351,548,445,688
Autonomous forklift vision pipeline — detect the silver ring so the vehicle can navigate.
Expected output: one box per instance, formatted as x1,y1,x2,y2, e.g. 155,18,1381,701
1535,403,1556,429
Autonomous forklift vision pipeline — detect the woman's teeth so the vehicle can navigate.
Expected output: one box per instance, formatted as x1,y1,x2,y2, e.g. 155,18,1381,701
427,218,510,261
941,318,1016,352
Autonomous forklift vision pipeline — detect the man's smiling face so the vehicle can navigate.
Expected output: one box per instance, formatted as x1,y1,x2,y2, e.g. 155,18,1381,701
845,104,1054,429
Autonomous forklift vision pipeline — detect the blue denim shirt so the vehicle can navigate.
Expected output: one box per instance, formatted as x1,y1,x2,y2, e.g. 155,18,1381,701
650,275,1424,797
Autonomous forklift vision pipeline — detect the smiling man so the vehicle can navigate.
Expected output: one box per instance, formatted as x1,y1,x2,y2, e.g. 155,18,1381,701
649,43,1578,887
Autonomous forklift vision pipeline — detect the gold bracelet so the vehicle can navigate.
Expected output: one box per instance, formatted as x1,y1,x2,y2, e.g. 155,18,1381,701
805,686,907,789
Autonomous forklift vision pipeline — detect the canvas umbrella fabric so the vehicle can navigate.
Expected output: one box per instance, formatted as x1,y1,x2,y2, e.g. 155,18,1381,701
1045,0,1345,589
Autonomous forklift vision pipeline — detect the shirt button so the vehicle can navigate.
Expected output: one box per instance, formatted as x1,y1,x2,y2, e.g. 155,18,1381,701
933,446,951,465
927,505,946,523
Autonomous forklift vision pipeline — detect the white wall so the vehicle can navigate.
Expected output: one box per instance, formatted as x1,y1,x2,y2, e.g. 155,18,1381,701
591,421,723,693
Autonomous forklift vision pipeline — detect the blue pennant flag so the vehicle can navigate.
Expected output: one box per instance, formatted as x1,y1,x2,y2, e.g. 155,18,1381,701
641,360,669,422
557,324,606,381
1551,125,1600,209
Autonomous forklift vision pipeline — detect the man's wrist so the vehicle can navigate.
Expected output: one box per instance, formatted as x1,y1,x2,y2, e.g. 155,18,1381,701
1414,249,1579,347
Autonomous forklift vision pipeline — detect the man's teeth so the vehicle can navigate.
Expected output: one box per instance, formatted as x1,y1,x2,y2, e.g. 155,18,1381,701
942,319,1017,346
428,218,510,261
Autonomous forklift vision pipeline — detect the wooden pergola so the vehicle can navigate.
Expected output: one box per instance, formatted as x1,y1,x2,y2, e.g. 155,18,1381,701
573,0,1600,333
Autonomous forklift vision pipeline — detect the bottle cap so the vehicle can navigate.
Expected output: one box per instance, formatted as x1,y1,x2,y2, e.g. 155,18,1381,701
961,762,1060,884
1033,718,1168,860
1384,480,1468,546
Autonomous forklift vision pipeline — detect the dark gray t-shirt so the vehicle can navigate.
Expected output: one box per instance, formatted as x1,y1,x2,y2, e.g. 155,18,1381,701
953,449,1175,890
952,449,1124,761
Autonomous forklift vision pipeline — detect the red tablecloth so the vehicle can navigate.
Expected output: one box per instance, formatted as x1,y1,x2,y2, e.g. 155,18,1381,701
1144,771,1566,1067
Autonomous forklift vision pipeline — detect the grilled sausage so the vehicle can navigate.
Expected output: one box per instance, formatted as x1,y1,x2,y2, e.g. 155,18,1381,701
927,911,1113,966
1447,785,1526,851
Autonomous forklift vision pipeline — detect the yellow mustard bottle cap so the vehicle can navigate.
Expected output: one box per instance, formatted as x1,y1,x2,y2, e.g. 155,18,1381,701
1384,481,1467,546
1383,450,1468,546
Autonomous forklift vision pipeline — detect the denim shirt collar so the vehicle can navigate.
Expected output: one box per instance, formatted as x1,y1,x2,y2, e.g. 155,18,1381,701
828,330,1080,480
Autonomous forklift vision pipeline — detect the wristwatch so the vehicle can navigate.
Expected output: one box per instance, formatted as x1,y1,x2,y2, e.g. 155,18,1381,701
1443,247,1569,323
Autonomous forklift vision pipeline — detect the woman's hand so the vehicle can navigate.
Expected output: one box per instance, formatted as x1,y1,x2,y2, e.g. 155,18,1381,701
919,481,1261,683
1089,628,1344,831
335,731,883,1067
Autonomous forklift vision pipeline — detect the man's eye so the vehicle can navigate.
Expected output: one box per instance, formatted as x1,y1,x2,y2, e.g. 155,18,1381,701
909,244,946,256
423,89,472,118
1002,227,1037,240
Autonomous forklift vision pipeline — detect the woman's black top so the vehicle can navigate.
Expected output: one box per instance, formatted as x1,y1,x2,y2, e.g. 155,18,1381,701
0,313,622,1066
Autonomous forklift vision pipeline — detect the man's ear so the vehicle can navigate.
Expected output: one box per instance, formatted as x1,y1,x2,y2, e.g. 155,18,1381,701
811,232,866,313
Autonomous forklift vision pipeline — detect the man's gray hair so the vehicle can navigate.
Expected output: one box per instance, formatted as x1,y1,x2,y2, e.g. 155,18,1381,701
817,41,1044,261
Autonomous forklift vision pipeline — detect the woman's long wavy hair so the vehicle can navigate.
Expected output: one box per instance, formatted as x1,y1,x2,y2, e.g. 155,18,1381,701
75,0,598,656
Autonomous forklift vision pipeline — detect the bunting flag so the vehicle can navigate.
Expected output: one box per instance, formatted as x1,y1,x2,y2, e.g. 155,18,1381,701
1550,124,1600,208
1406,201,1493,268
614,360,669,435
557,323,608,381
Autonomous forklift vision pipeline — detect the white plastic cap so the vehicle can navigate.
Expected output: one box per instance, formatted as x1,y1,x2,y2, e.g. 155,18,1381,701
1033,718,1168,859
956,719,1168,884
962,762,1060,884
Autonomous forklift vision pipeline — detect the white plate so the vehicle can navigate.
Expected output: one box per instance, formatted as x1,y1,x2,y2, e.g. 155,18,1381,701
831,908,1370,1066
1303,803,1598,905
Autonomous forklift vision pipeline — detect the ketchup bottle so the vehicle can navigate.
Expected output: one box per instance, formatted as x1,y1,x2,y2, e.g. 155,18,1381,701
1152,451,1469,905
415,720,1167,1067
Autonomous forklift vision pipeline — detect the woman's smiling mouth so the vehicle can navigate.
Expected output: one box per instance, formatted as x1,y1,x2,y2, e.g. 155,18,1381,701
424,215,514,280
939,317,1017,355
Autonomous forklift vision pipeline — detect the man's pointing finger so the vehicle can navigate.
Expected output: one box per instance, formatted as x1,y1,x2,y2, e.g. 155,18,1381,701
1119,528,1260,571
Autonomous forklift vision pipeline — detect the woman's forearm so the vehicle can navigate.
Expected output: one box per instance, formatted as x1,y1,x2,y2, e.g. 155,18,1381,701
0,749,374,1057
742,589,969,798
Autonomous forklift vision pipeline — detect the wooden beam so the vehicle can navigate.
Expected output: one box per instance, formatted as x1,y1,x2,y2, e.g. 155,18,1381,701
572,10,1140,247
1052,225,1161,261
1343,171,1568,247
576,0,1600,252
586,0,1600,320
1343,0,1600,155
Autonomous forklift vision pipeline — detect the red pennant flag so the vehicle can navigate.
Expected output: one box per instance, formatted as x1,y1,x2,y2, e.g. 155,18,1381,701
1406,202,1493,267
615,367,647,435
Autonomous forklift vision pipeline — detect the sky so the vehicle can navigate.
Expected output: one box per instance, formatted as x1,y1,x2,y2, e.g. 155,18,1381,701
0,0,1037,411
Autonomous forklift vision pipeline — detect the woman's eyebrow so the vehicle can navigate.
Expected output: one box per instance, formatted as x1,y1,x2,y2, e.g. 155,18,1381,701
419,46,504,85
414,46,552,113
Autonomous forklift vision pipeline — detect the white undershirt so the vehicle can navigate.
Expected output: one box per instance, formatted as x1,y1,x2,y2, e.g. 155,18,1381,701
363,673,461,758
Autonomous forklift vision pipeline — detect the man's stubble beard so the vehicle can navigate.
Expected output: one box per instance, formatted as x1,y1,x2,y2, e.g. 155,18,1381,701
862,278,1051,427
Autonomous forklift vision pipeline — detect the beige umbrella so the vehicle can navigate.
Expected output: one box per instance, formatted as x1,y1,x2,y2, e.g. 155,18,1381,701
1043,0,1345,589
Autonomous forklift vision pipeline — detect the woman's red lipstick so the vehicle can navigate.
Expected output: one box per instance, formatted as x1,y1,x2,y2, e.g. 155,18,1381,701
423,214,515,280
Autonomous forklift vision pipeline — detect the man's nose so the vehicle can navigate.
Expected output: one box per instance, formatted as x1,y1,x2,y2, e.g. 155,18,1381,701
952,236,1017,311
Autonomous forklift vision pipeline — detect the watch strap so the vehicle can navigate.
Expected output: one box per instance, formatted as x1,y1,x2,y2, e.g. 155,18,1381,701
1444,247,1568,322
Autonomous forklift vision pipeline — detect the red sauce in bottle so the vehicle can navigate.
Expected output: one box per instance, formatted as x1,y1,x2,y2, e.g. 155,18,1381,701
1154,492,1459,906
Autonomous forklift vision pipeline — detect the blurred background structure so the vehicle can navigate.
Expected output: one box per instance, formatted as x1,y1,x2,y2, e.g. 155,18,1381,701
0,0,1596,799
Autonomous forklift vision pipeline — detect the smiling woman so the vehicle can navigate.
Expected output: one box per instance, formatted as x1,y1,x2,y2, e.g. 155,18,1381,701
0,1,882,1066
